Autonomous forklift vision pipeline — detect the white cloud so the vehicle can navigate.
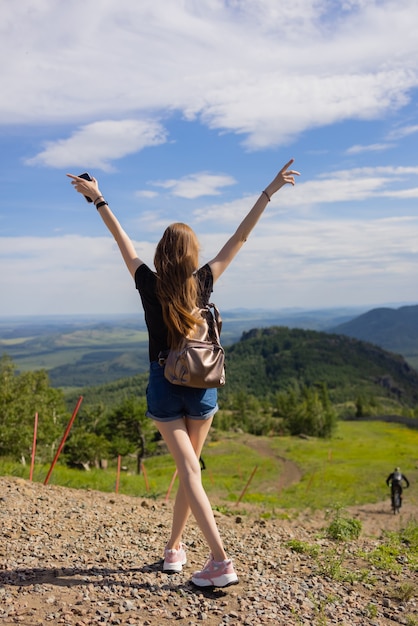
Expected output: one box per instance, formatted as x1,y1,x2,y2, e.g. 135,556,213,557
346,143,393,154
26,119,167,170
1,1,418,155
299,166,418,205
387,124,418,140
192,166,418,224
193,196,254,225
0,235,142,316
206,215,418,309
347,124,418,155
151,172,236,199
1,212,417,315
135,190,159,199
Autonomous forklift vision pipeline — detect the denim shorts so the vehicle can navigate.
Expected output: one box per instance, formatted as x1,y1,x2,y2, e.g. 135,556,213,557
146,361,219,422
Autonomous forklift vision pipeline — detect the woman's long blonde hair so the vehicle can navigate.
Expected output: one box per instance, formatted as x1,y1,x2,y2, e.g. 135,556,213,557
154,223,203,347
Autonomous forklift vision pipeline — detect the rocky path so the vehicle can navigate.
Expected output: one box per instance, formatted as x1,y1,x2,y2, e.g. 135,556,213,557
0,476,417,626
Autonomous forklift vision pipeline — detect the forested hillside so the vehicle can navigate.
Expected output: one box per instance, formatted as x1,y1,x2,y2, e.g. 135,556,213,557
3,323,418,468
66,326,418,412
220,326,418,406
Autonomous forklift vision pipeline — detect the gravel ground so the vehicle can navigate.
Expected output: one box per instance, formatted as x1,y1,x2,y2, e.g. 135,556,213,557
0,476,417,626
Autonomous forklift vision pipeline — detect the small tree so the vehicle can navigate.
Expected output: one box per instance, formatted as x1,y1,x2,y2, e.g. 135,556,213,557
274,382,337,438
105,396,158,472
63,431,110,469
0,356,69,461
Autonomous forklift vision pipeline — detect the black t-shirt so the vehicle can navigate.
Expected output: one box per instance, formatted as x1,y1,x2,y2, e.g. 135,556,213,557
134,263,213,362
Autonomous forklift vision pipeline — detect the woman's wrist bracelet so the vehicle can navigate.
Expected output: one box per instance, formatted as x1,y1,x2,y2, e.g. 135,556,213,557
93,195,104,204
95,200,108,210
262,190,271,202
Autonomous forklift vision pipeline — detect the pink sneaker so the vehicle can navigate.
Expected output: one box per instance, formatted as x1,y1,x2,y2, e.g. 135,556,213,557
163,543,187,573
191,555,238,588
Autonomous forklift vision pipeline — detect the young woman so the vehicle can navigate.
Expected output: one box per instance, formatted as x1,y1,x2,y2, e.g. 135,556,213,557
67,158,299,587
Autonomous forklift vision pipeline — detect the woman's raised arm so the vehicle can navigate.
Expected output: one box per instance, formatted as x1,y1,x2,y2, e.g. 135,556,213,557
208,159,299,283
67,174,143,278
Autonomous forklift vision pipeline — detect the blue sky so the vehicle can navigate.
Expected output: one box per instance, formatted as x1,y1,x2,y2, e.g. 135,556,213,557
1,0,417,317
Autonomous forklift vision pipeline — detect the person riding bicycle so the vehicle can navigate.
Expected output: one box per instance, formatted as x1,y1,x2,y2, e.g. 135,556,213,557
386,467,410,509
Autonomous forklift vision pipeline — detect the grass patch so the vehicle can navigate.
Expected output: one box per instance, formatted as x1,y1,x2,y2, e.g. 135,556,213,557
315,547,369,583
270,420,418,509
1,421,417,512
393,583,416,603
359,520,418,574
286,539,371,584
286,539,320,557
1,460,161,498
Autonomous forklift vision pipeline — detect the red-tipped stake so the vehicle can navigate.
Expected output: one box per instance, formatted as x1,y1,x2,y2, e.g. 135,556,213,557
29,412,38,481
141,462,150,493
115,454,121,493
236,465,258,506
165,469,178,502
43,396,83,486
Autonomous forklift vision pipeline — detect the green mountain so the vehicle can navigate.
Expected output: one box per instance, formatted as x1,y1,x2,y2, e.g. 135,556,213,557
329,305,418,369
220,326,418,407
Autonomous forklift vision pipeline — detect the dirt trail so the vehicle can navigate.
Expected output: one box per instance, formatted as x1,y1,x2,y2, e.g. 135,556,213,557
242,434,303,490
241,433,417,538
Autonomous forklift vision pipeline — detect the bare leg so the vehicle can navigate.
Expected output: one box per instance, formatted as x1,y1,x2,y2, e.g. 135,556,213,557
168,482,189,548
166,417,212,549
155,417,227,562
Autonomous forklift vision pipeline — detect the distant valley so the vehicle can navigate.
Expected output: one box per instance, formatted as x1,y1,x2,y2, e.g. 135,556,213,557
0,304,417,389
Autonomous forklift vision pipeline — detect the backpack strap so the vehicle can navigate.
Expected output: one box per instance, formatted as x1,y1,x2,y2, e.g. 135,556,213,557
207,302,222,335
203,303,222,345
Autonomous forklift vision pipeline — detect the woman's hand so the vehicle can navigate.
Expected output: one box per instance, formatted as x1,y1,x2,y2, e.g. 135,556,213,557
67,172,142,277
264,159,300,198
66,173,103,203
209,158,300,282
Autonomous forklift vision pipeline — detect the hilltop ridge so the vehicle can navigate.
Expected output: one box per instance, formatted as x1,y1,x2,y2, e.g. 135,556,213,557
329,304,418,354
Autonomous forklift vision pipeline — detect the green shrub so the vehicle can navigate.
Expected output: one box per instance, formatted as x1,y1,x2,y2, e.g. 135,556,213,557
325,506,362,541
